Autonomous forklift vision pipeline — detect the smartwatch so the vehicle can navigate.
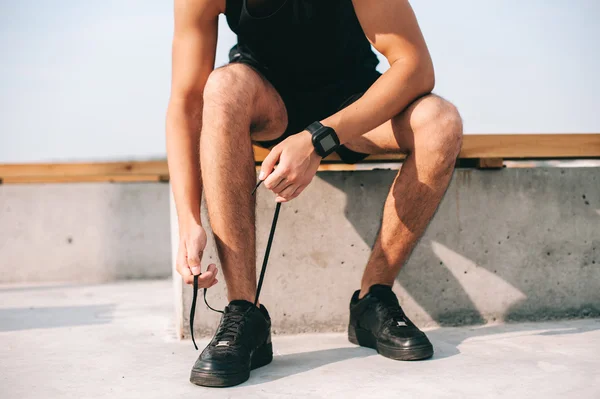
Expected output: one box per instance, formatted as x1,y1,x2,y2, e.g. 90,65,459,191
306,121,340,158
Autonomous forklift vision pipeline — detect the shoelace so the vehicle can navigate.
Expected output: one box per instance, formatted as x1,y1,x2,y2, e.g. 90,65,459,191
376,301,409,327
211,311,246,348
190,180,281,350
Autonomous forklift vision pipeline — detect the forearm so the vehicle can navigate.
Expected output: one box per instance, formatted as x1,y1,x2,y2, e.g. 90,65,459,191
166,98,204,227
322,60,435,145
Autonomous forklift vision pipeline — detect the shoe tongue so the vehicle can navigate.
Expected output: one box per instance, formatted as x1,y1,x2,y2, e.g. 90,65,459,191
368,284,399,305
226,300,254,313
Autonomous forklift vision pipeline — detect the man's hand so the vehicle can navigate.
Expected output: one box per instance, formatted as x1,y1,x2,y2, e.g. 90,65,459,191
260,131,322,202
176,223,219,287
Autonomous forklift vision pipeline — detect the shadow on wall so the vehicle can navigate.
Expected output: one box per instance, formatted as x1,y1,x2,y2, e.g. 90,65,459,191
319,168,600,327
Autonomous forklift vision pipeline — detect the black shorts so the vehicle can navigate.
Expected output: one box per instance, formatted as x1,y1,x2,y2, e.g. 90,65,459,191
229,47,381,164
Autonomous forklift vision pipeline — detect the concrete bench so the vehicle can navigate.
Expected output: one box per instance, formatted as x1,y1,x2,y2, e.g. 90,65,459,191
171,135,600,338
1,134,599,337
173,166,600,338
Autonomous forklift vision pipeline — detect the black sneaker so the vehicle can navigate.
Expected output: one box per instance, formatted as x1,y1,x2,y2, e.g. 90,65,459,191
190,300,273,387
348,284,433,361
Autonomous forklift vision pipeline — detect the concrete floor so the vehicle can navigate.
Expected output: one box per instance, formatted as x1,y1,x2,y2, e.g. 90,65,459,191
1,280,599,399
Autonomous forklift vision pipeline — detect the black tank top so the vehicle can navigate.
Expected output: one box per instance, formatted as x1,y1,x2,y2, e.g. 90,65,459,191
225,0,379,90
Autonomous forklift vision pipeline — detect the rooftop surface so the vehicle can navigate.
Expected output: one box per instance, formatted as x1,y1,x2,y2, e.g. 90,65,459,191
1,279,599,399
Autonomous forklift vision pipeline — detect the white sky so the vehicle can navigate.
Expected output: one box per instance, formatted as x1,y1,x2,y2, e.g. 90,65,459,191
1,0,599,162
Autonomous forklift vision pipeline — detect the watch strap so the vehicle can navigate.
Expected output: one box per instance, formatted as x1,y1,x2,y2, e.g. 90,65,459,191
306,121,323,136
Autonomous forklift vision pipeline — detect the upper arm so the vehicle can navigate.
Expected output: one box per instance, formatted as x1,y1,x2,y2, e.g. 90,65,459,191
352,0,433,72
170,0,222,103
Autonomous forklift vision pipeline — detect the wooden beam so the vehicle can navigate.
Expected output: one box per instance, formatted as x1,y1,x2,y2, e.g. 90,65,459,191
1,175,168,184
254,134,600,162
0,161,169,178
253,144,402,163
477,158,504,169
460,134,600,159
0,134,598,184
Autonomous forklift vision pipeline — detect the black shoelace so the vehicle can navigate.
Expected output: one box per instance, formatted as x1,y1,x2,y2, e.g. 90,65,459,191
212,311,246,350
189,180,281,350
377,301,409,327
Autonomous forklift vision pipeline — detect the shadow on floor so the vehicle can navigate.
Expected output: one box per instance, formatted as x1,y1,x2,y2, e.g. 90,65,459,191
242,319,600,386
0,284,79,293
0,304,116,332
426,319,600,360
243,346,373,386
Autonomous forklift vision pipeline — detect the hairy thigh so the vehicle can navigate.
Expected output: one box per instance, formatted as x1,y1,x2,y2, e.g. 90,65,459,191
203,63,288,142
343,94,461,156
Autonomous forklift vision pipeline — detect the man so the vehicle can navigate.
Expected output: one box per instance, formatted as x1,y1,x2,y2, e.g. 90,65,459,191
167,0,463,388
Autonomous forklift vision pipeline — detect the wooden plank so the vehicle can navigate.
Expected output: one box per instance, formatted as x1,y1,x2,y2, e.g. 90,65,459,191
1,175,168,184
253,145,406,162
0,134,598,184
0,161,169,178
477,158,504,169
460,134,600,158
254,134,600,162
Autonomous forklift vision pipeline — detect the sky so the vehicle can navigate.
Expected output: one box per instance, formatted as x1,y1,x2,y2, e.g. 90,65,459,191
1,0,599,162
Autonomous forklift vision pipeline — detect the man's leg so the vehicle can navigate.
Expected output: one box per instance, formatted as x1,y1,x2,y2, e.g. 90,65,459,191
344,94,463,297
191,65,286,388
200,64,287,303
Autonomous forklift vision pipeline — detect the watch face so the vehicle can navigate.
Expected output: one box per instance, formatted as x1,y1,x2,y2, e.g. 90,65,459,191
320,134,337,153
309,122,339,157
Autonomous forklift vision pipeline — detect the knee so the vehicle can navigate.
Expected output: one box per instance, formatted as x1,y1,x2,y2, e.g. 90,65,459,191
203,65,258,108
411,95,463,163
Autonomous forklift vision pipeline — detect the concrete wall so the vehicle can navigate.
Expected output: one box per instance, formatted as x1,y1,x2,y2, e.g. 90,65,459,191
175,168,600,337
0,182,171,283
1,168,598,332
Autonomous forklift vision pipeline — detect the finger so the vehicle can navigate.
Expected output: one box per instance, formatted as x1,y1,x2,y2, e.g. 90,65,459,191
290,184,306,199
277,184,305,203
264,166,285,191
177,242,193,279
186,274,216,288
187,244,203,276
260,146,282,181
176,240,188,270
278,184,298,200
196,263,217,283
206,263,218,276
184,277,194,285
183,271,195,285
204,264,218,279
186,272,214,288
264,164,288,191
183,264,217,287
180,264,193,281
272,178,291,194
